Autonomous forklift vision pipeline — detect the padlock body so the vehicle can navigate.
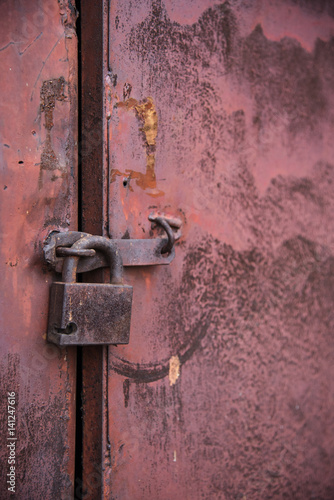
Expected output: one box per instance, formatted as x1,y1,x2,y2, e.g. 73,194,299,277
47,282,133,346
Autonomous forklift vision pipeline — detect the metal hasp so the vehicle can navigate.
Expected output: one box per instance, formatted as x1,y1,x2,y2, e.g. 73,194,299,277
44,215,181,273
47,236,133,346
45,216,180,346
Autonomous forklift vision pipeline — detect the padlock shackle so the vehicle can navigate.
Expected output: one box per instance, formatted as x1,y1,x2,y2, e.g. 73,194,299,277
62,236,124,284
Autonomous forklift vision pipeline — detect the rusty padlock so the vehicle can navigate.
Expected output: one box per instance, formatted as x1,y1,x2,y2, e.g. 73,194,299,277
47,236,133,346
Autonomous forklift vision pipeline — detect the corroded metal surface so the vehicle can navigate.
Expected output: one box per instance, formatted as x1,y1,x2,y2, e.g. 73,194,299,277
0,0,78,498
61,235,125,284
105,1,334,499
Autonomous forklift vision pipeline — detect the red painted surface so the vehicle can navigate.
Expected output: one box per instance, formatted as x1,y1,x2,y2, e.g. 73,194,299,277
0,1,78,497
1,1,333,498
103,1,334,498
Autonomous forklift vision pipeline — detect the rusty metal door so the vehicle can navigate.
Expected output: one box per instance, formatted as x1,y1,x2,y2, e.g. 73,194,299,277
79,1,334,499
2,1,334,499
0,1,78,498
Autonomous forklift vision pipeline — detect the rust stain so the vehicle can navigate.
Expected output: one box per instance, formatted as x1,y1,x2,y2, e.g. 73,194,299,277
117,96,158,147
112,93,164,197
169,355,180,386
39,77,67,189
136,97,158,147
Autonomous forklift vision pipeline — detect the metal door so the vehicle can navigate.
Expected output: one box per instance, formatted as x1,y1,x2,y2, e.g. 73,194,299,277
79,1,334,499
0,1,78,498
2,1,334,499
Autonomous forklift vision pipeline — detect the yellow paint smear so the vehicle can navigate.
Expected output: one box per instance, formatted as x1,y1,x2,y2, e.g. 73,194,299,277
169,355,180,386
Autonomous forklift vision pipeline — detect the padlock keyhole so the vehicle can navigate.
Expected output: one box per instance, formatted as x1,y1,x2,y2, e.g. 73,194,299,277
55,322,78,335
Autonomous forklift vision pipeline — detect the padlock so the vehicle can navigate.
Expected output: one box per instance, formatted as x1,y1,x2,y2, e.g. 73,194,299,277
47,236,133,346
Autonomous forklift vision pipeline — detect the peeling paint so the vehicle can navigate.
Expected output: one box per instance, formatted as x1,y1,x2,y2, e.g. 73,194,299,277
58,0,78,39
117,95,158,149
112,94,164,197
135,97,158,147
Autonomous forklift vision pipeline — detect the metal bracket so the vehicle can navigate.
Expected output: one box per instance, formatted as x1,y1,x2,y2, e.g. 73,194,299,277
44,230,177,274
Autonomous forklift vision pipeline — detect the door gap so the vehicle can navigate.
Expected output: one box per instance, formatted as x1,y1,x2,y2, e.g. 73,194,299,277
75,0,83,497
74,347,83,499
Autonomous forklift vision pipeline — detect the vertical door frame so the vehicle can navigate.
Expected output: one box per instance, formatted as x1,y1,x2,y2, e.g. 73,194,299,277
79,0,109,497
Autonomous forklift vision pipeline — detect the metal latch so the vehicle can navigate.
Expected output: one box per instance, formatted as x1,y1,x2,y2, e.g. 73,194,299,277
44,215,181,346
47,235,133,346
44,215,181,273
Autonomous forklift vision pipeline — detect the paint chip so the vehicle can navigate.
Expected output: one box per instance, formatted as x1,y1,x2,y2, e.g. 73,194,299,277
169,355,180,386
